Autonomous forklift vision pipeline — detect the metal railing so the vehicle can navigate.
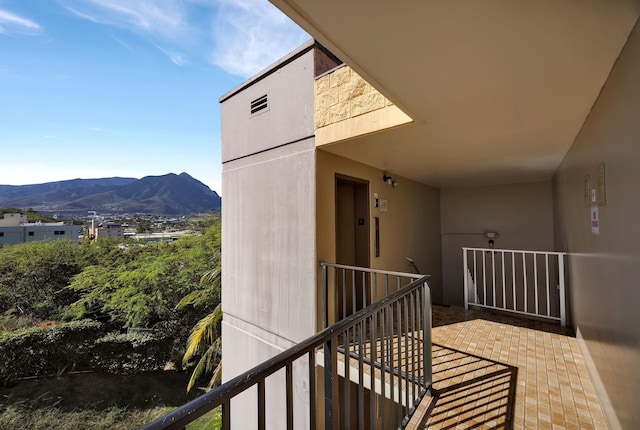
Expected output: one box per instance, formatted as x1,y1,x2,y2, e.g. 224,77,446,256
321,262,423,328
463,247,567,326
143,265,431,430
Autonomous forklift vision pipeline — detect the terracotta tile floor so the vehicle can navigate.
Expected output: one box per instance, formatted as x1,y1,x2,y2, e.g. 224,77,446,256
406,305,608,430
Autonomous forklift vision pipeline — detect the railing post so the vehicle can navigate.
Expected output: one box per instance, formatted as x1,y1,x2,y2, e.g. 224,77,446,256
144,268,433,430
422,281,432,390
323,336,338,430
322,263,328,329
558,254,566,327
463,248,469,310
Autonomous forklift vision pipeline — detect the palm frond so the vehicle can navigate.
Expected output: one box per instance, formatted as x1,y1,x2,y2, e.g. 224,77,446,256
186,337,222,392
199,266,221,288
175,289,208,309
183,303,222,362
207,359,223,390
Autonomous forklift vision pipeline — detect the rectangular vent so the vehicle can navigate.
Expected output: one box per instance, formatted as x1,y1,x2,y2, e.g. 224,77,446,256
250,94,268,114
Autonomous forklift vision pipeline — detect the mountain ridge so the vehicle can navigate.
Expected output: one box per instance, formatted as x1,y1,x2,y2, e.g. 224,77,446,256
0,173,220,215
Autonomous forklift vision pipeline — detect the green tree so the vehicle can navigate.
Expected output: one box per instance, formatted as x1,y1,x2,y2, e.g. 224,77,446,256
178,261,222,392
0,240,83,319
65,220,221,330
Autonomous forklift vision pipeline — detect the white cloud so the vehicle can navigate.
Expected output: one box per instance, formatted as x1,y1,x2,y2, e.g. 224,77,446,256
62,0,186,39
158,46,188,66
0,9,42,36
61,0,197,65
60,0,309,77
211,0,310,77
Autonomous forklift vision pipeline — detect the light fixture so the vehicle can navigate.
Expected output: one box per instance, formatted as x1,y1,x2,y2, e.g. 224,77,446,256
383,173,399,188
484,231,499,248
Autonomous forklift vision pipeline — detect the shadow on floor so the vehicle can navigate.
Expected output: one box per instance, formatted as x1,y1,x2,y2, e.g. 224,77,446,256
431,304,574,337
419,343,518,430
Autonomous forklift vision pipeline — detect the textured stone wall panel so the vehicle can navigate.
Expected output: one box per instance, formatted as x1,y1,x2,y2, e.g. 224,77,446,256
315,75,330,94
330,66,351,88
330,101,351,123
350,92,386,117
340,77,370,103
315,65,394,129
315,105,331,128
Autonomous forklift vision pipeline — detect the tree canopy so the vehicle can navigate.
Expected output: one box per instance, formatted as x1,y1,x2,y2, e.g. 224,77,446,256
0,218,221,332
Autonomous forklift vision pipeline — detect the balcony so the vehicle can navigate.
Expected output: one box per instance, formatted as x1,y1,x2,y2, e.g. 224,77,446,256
408,306,606,430
144,262,608,430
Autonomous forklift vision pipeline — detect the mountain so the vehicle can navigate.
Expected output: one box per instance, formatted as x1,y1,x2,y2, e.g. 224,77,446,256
0,173,221,215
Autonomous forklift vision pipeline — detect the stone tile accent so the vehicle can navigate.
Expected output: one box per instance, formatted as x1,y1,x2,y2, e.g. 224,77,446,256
350,92,386,117
315,65,395,129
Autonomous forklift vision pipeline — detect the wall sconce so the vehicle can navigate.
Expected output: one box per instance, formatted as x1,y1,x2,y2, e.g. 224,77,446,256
383,173,398,188
484,231,499,248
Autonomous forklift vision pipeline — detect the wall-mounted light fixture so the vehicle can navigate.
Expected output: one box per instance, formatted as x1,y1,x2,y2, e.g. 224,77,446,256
383,173,399,188
484,231,499,248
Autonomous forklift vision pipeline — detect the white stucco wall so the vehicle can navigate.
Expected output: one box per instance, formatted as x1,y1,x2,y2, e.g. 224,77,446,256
220,44,316,429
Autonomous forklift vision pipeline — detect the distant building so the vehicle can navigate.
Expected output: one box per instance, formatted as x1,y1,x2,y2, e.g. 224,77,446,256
0,213,27,226
90,221,124,240
0,213,81,245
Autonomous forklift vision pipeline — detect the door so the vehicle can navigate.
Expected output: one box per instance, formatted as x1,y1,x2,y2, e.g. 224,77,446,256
335,175,370,320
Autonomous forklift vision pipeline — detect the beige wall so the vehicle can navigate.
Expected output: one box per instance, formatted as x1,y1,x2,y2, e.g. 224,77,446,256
553,19,640,430
0,214,27,226
440,182,555,306
316,150,442,312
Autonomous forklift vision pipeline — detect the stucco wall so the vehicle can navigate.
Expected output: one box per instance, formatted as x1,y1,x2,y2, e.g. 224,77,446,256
553,19,640,430
220,46,317,430
223,140,317,344
440,182,555,307
316,150,442,311
221,46,315,162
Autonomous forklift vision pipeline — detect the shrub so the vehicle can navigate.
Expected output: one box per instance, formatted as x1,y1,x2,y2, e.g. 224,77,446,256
0,319,105,385
0,321,177,386
92,330,175,374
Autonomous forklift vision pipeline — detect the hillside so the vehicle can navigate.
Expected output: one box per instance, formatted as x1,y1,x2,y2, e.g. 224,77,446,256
0,173,220,215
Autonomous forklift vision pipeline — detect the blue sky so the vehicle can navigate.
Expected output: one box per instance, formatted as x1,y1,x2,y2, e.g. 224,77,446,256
0,0,309,193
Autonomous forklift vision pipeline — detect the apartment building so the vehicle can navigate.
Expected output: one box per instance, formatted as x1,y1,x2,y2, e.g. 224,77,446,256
215,3,640,429
0,213,81,245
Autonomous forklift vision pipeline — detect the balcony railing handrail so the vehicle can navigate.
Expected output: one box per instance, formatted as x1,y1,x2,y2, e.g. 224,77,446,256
462,246,567,256
143,270,431,430
320,262,423,279
463,247,567,327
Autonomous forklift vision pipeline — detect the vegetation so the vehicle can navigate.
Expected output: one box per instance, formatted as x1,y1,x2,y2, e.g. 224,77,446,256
0,208,57,223
0,371,207,430
178,262,222,392
0,215,223,429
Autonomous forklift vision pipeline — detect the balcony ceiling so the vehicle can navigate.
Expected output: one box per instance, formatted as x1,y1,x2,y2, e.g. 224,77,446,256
271,0,639,187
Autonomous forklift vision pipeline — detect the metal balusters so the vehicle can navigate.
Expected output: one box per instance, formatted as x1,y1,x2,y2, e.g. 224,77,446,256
146,264,431,430
462,248,567,325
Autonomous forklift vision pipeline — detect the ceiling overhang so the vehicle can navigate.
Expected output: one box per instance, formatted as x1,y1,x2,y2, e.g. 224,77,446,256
271,0,640,187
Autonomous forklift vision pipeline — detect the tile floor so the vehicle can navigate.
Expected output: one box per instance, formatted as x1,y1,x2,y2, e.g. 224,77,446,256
406,306,608,430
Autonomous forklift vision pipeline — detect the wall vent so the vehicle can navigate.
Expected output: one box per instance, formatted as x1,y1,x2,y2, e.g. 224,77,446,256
250,94,268,115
